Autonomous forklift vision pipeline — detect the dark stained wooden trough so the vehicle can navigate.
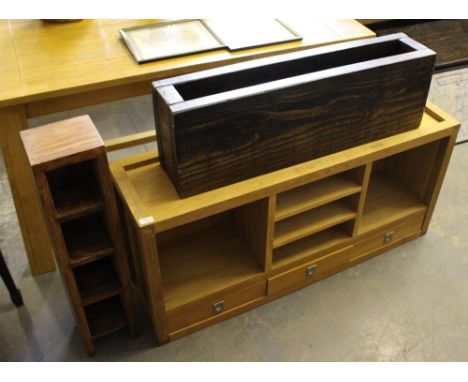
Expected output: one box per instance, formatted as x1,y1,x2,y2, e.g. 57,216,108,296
153,33,436,198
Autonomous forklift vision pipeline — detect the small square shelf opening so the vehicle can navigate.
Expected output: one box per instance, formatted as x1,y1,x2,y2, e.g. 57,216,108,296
73,257,122,306
156,200,268,311
84,296,128,339
61,212,114,267
46,159,103,222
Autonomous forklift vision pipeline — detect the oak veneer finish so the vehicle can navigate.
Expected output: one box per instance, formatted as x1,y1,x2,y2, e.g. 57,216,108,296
153,33,436,197
0,19,374,276
111,102,459,344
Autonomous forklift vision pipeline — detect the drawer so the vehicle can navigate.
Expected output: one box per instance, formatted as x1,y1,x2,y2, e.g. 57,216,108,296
268,245,352,297
166,280,266,333
351,216,423,261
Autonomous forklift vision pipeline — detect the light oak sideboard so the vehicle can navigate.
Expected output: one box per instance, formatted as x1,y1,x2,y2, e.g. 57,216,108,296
110,102,459,343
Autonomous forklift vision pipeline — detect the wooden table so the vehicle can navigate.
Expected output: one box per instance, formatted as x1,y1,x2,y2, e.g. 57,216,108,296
0,19,374,275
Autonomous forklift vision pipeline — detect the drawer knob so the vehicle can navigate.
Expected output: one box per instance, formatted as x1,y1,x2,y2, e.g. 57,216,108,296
213,300,224,314
384,231,394,244
306,265,317,277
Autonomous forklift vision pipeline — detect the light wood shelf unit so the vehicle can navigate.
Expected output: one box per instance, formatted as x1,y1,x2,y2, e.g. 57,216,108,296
20,116,138,356
110,102,458,344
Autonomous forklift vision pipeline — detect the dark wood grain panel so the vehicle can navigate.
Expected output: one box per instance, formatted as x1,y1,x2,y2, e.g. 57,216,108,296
154,34,435,198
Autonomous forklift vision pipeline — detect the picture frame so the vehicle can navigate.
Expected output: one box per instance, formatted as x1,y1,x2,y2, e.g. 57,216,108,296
120,19,226,64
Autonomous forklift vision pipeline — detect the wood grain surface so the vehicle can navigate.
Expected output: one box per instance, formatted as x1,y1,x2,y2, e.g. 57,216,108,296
0,19,374,109
154,34,436,197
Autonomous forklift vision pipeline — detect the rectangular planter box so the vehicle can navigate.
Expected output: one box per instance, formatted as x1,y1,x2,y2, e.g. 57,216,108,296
153,33,436,198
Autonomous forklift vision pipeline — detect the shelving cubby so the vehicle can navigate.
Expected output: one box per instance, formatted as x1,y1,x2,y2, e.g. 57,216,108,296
275,167,363,222
271,166,367,270
359,138,450,235
47,159,104,223
155,200,269,322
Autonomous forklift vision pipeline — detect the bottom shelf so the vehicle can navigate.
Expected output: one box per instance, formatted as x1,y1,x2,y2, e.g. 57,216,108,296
272,223,351,271
85,296,128,339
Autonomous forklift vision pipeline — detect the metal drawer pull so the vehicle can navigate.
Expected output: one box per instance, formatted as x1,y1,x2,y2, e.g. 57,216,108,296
306,265,317,277
384,231,394,244
213,300,224,314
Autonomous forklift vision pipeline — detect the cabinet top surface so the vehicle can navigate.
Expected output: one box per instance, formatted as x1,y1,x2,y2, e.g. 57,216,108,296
20,115,104,170
110,102,459,233
0,19,373,107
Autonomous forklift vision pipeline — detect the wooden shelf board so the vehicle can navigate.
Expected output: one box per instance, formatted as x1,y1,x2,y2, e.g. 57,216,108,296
275,175,361,221
74,258,122,306
358,175,427,235
273,226,351,271
54,182,104,223
85,297,128,339
159,222,263,311
61,214,115,266
273,201,356,249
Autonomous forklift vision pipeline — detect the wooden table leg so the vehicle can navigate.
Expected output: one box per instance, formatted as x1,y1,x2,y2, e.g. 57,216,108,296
0,105,56,275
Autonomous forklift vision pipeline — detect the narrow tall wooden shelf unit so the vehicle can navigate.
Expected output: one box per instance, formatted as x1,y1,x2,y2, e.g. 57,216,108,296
21,116,137,355
112,102,458,344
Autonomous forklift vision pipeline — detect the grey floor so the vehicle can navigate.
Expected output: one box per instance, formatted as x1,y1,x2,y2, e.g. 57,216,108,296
1,95,468,361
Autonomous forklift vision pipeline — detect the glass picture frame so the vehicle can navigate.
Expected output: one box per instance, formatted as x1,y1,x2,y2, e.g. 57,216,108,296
120,19,226,64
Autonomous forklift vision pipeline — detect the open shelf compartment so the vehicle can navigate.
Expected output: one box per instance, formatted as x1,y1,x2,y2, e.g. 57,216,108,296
74,257,122,306
358,139,446,235
85,296,128,339
273,195,357,249
275,167,363,222
46,159,104,223
273,222,352,271
156,200,268,312
61,212,115,267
